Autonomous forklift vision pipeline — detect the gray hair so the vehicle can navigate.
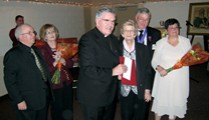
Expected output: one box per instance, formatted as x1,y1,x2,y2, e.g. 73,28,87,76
120,19,137,35
15,23,32,40
95,7,116,19
136,7,151,18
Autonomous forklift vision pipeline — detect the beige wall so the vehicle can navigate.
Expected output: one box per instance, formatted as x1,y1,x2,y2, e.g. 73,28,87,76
84,7,93,32
114,5,143,37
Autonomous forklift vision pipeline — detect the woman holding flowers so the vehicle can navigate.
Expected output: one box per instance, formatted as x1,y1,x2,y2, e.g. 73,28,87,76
151,18,191,120
39,24,74,120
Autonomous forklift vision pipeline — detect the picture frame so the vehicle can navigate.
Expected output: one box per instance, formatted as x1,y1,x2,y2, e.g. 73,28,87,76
187,2,209,35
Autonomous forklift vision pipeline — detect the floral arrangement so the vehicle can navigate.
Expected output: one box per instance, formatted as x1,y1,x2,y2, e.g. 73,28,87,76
34,39,45,48
51,41,78,84
34,39,78,84
166,43,209,73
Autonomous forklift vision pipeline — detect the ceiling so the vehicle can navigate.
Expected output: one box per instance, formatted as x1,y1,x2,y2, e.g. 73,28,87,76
4,0,184,6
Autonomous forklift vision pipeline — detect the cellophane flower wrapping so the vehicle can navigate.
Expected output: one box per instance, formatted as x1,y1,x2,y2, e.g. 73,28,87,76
166,43,209,73
51,41,78,84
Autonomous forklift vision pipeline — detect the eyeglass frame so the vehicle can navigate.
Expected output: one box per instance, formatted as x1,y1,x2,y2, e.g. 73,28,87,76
20,31,37,36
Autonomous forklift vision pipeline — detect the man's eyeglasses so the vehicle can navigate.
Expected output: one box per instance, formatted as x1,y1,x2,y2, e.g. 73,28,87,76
21,31,37,35
101,19,116,24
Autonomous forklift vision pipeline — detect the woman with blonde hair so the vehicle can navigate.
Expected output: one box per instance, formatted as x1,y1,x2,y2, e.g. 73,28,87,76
39,24,74,120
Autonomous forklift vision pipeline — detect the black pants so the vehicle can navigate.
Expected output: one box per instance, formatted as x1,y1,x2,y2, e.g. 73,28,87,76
80,101,116,120
120,91,148,120
51,84,73,120
15,106,47,120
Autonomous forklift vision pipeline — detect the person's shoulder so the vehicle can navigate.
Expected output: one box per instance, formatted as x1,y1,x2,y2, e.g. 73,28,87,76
179,35,191,45
109,34,118,40
80,28,96,39
147,26,161,33
156,37,167,46
10,27,16,31
179,35,190,42
4,46,21,59
178,35,188,39
9,27,16,34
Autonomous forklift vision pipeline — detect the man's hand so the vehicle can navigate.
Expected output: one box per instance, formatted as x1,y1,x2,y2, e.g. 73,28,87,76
17,101,27,110
112,64,127,76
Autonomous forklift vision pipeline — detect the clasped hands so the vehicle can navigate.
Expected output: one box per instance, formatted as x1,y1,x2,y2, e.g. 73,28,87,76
52,51,66,66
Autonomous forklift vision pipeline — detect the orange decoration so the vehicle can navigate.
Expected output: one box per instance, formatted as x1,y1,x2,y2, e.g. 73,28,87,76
56,42,78,60
166,43,209,73
56,42,78,71
34,38,78,84
34,39,45,48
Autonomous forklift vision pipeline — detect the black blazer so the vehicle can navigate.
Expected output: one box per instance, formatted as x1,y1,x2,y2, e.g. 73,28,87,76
77,27,120,107
139,27,161,56
119,40,152,99
4,43,52,110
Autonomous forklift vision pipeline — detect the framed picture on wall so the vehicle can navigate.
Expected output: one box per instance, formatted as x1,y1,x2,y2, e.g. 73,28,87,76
187,2,209,35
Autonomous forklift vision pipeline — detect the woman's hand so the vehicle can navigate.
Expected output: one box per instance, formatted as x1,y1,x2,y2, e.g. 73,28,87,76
59,57,66,66
144,90,152,102
53,51,62,62
156,65,168,77
52,51,66,66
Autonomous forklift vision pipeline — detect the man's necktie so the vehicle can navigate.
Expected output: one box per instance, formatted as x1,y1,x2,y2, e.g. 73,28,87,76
31,48,47,81
138,30,144,43
139,30,143,39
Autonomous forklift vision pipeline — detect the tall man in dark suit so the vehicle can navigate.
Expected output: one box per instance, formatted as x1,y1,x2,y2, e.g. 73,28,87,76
77,7,127,120
4,23,52,120
135,7,161,59
135,7,161,120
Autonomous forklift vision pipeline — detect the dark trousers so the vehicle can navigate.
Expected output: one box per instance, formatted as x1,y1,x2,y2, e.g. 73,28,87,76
15,106,47,120
51,84,73,120
80,101,116,120
120,91,148,120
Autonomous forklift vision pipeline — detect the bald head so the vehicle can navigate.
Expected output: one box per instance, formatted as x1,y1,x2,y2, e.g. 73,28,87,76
15,24,36,47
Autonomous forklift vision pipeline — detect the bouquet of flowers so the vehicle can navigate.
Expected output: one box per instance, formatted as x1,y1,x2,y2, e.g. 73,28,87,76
51,41,78,84
166,43,209,73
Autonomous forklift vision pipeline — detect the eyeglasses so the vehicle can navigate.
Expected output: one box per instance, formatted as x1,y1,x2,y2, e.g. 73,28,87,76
137,18,149,22
21,31,36,35
101,18,116,24
168,27,180,30
46,31,56,35
123,30,136,33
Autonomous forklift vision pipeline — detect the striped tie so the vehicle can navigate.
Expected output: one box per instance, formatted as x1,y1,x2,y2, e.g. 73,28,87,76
31,48,47,81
